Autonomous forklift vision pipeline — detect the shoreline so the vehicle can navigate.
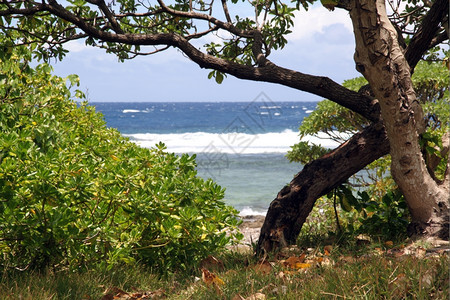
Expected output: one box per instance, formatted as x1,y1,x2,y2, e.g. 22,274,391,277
238,215,265,245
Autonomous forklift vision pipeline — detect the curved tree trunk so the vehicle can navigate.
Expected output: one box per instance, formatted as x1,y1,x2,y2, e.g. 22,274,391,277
349,0,449,239
257,122,389,254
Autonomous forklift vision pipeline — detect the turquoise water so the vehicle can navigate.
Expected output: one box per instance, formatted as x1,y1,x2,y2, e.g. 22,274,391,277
195,153,302,215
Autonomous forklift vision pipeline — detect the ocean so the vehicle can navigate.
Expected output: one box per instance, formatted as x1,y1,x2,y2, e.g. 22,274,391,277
89,96,334,216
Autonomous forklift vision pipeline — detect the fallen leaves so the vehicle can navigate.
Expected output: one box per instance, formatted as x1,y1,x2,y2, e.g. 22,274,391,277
388,272,410,298
100,286,165,300
95,239,447,300
201,267,225,295
119,240,447,300
384,240,394,247
253,260,273,275
279,246,334,273
323,245,333,255
201,268,225,287
282,253,306,269
244,292,266,300
200,255,224,271
232,292,266,300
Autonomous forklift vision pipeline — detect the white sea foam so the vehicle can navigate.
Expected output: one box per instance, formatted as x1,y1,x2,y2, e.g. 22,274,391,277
239,207,267,216
260,106,281,109
124,130,342,154
122,109,141,113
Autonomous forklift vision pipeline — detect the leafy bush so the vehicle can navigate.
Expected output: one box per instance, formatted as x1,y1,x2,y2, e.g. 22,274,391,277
0,44,242,272
329,185,410,239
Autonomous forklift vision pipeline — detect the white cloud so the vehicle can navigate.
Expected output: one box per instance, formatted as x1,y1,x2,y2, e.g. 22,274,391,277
62,39,189,69
64,40,91,53
288,6,353,42
194,28,234,48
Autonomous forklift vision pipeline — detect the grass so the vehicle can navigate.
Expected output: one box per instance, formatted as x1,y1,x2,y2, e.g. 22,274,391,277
1,236,448,300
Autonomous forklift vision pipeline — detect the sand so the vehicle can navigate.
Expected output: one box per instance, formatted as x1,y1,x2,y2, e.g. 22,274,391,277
238,215,265,246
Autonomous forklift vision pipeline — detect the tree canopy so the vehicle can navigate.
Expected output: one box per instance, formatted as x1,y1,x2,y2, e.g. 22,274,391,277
0,0,446,122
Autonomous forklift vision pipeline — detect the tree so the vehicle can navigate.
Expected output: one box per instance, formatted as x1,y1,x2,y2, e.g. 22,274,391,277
349,0,448,237
0,0,448,254
287,63,449,238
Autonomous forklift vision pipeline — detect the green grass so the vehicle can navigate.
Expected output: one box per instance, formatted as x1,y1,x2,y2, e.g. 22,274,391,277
1,237,448,300
0,265,160,299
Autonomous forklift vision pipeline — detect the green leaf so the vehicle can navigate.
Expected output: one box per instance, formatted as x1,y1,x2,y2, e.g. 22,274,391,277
339,194,353,212
215,71,224,84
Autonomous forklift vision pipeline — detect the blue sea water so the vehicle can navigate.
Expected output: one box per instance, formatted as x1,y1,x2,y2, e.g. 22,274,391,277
89,99,328,215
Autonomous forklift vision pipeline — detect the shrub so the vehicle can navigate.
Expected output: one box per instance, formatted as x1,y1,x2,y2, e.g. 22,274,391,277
0,44,242,272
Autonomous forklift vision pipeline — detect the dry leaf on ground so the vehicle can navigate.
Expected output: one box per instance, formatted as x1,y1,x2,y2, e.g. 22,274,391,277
323,245,333,256
245,292,266,300
384,241,394,247
101,287,129,300
253,261,273,275
100,286,164,300
388,273,409,298
201,268,225,286
282,254,306,269
200,255,224,270
231,294,246,300
294,263,312,269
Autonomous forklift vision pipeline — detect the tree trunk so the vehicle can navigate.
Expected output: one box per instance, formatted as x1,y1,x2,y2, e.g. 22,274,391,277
257,122,389,254
349,0,449,239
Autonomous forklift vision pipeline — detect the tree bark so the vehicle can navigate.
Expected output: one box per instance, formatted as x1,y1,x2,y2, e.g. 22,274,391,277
349,0,449,239
257,122,389,254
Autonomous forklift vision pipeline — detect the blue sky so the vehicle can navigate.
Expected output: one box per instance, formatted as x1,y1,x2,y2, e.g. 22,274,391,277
49,5,360,103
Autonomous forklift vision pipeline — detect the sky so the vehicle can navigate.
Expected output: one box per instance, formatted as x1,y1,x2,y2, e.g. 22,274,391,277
49,4,360,103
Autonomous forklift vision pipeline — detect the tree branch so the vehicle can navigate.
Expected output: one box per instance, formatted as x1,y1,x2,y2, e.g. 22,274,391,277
405,0,449,70
156,0,253,37
257,122,389,254
428,31,448,50
0,0,381,123
86,0,124,34
221,0,232,23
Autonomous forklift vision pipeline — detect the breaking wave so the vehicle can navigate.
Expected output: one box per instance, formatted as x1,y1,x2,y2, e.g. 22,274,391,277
124,129,343,154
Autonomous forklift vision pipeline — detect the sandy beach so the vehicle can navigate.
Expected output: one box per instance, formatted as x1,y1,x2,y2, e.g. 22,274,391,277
238,215,265,246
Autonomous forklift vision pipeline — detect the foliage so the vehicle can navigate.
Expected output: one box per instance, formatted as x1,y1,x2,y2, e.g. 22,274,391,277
330,186,410,239
1,0,443,71
413,61,450,106
286,76,369,164
285,141,328,165
355,190,409,238
0,42,242,272
413,61,450,181
0,0,302,65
